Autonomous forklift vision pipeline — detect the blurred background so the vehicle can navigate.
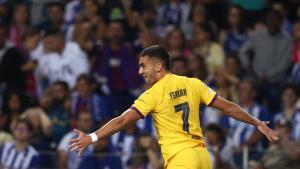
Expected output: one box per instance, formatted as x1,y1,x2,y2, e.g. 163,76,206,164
0,0,299,169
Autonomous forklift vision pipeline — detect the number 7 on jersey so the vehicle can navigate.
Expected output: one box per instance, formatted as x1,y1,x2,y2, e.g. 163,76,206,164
174,102,190,133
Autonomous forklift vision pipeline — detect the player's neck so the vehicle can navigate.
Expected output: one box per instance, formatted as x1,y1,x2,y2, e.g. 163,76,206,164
155,71,170,83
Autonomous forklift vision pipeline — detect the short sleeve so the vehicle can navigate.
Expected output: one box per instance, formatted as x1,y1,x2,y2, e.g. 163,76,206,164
131,90,155,118
193,78,217,106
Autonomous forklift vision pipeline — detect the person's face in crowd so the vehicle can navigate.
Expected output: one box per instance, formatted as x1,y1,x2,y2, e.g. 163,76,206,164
194,26,210,44
225,56,239,76
205,130,221,146
138,55,161,85
188,55,199,72
76,79,91,97
107,22,124,44
272,3,285,16
14,4,28,25
44,34,64,52
172,60,188,76
213,67,227,86
13,122,31,142
0,27,6,48
238,80,256,104
77,112,93,132
266,12,283,34
8,94,21,113
78,21,92,38
293,23,300,41
282,87,297,108
228,6,241,27
52,84,68,104
142,8,156,27
83,0,98,16
167,30,184,49
193,4,206,24
49,5,63,24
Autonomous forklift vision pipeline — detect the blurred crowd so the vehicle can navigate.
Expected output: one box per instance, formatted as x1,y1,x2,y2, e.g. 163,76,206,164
0,0,300,169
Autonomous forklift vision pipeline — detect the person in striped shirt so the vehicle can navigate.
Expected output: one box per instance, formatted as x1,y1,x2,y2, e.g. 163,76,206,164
0,118,39,169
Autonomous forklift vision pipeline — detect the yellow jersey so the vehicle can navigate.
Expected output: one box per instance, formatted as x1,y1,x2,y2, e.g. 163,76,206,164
131,73,217,164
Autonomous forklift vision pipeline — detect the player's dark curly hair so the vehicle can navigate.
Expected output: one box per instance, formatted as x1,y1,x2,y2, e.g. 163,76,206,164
139,45,171,71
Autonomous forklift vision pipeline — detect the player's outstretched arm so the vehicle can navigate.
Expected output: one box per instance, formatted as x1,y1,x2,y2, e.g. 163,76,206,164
211,95,279,142
68,109,142,156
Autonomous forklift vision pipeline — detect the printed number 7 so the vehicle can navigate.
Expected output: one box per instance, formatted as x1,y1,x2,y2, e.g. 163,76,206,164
174,102,190,133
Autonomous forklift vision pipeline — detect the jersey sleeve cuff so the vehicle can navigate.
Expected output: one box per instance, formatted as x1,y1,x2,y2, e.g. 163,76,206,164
130,106,145,119
208,94,218,107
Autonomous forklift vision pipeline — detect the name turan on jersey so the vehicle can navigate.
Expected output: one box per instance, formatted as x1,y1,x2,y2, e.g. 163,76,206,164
169,89,187,100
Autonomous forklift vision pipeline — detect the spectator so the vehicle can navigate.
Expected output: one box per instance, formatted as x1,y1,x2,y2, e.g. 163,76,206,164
2,91,27,132
130,133,162,169
8,3,30,48
155,0,191,38
19,27,41,98
204,124,233,169
223,79,269,168
0,118,39,169
93,20,142,116
202,66,238,126
111,123,140,169
58,110,95,169
184,3,218,40
102,0,142,41
225,55,243,80
252,119,300,169
38,2,66,34
239,9,293,112
66,0,106,42
272,1,293,35
164,28,192,59
188,54,209,82
0,25,26,100
46,81,70,145
70,74,109,127
192,23,225,75
219,5,247,55
171,57,189,76
273,84,300,141
233,0,267,28
71,18,97,59
36,28,90,90
291,21,300,85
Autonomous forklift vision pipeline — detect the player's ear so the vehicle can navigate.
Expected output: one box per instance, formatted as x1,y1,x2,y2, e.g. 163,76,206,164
155,63,162,72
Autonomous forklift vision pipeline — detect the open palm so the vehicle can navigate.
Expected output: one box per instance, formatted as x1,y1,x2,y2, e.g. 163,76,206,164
69,129,92,156
257,121,279,141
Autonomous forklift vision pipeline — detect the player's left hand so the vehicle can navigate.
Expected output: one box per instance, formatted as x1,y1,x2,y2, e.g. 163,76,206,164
68,129,92,156
257,121,279,142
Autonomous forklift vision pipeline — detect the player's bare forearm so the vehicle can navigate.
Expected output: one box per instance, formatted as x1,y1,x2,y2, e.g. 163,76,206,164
94,109,141,140
212,96,260,126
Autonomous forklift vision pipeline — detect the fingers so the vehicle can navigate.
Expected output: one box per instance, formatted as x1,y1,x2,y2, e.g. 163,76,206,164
73,129,82,134
265,128,279,141
69,138,79,144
